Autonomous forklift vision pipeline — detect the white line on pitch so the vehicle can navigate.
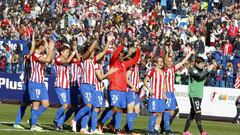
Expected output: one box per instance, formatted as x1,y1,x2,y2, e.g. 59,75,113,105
0,121,50,125
0,128,50,132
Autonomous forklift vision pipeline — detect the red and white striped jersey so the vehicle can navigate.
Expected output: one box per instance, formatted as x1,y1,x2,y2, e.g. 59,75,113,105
234,75,240,89
147,68,165,99
94,63,104,91
77,62,84,85
55,56,70,89
70,61,81,87
127,64,139,91
81,57,96,85
30,53,45,83
165,66,176,93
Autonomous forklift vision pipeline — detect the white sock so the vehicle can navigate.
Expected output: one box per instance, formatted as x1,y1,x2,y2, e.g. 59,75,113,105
154,124,160,131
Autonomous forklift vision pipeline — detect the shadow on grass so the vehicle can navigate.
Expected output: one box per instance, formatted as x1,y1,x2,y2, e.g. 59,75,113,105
133,129,182,135
0,123,182,134
0,122,30,130
0,122,56,131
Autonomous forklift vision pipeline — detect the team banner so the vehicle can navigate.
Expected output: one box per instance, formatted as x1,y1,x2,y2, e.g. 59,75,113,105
0,72,58,105
175,85,240,118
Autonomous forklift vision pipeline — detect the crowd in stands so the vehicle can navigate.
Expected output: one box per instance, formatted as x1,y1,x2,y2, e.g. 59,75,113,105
0,0,240,88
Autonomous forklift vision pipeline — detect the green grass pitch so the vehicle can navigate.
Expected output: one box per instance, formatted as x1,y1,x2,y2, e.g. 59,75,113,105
0,104,239,135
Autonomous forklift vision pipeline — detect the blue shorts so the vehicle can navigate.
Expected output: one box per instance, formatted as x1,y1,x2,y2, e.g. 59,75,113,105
93,91,104,108
21,83,30,103
29,82,49,101
165,92,176,110
79,84,95,105
55,87,70,105
110,90,126,109
148,98,165,113
70,86,80,105
126,91,140,106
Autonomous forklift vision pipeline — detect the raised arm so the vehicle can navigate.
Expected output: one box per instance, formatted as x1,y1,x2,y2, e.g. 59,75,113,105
72,40,81,61
164,45,173,61
59,51,76,64
110,45,124,66
95,35,113,61
189,68,209,81
123,48,141,68
38,40,54,63
175,49,195,70
81,40,97,60
29,32,36,55
189,63,215,81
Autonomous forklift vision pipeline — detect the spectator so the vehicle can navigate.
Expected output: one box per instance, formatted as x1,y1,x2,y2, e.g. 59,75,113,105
216,64,225,87
11,53,19,74
222,39,233,68
208,59,218,87
194,33,205,55
212,47,223,65
0,52,7,72
228,21,239,43
226,63,234,88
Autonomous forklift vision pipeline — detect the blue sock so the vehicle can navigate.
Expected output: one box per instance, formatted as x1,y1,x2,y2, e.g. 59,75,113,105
115,112,122,130
55,107,65,122
15,105,27,125
74,106,91,121
132,112,137,121
109,114,115,126
64,108,74,122
58,113,66,126
164,112,171,131
38,105,47,117
31,108,38,126
101,110,113,124
148,114,157,132
91,110,98,131
81,112,90,129
127,113,135,131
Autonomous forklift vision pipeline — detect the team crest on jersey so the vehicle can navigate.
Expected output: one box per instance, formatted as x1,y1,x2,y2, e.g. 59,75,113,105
193,69,199,74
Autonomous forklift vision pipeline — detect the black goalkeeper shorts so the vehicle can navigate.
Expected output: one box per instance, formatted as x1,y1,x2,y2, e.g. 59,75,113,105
189,97,202,113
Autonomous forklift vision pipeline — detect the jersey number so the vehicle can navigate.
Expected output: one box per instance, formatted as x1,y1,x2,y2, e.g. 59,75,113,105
60,93,67,102
98,96,103,105
166,98,171,108
194,101,200,110
112,95,118,104
152,101,156,110
35,89,41,98
85,92,91,102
